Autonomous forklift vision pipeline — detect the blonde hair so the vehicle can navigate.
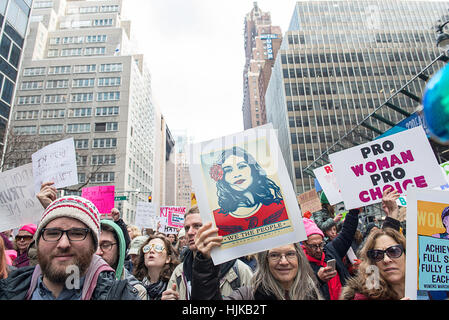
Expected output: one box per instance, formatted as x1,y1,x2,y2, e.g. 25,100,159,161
127,225,142,239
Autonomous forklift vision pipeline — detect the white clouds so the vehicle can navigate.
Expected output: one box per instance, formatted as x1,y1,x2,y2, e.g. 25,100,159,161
121,0,297,142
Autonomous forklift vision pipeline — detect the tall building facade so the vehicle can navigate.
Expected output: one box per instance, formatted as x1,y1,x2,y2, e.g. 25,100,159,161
265,0,449,194
242,2,282,129
0,0,33,156
9,0,158,224
173,130,193,210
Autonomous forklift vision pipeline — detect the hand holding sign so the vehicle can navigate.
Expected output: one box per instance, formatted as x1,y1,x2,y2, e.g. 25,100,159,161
195,222,223,259
36,181,57,209
382,187,400,220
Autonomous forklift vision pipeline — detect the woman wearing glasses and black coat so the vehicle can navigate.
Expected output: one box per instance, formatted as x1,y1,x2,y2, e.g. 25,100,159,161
190,222,323,300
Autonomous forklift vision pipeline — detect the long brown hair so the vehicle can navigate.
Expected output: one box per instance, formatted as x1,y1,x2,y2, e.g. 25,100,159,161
340,228,406,300
0,237,8,279
133,234,179,282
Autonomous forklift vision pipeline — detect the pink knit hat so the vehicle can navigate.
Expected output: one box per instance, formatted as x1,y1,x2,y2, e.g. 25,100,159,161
302,218,324,238
19,224,37,236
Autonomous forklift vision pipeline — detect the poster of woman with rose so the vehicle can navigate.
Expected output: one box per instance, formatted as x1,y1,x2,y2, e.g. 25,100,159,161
188,124,306,265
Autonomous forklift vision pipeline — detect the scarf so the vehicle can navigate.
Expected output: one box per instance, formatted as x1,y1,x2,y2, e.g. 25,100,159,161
302,246,342,300
142,277,167,300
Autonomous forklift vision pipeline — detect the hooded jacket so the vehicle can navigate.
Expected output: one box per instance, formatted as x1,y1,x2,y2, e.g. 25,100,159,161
100,220,147,300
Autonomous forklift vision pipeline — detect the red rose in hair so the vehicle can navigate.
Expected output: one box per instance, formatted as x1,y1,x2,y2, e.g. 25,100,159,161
209,164,224,182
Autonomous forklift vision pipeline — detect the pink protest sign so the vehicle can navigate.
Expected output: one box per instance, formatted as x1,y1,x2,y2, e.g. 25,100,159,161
81,185,115,214
160,206,186,228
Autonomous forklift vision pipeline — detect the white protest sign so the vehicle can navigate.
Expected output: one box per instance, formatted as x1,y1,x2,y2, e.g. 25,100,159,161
32,138,78,194
313,164,343,205
329,127,446,209
158,223,179,235
135,202,158,230
0,163,45,231
188,123,306,265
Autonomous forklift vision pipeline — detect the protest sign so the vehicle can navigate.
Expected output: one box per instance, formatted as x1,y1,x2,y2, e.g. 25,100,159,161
297,189,321,214
406,189,449,300
329,127,446,209
191,193,197,207
160,206,186,228
135,202,158,230
32,138,78,195
81,185,115,214
188,123,306,265
313,164,343,205
0,163,44,231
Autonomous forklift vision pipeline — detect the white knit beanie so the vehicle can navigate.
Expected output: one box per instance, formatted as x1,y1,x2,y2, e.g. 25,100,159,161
36,196,101,248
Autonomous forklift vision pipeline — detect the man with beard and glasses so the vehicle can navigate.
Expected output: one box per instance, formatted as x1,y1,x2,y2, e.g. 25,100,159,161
0,196,139,300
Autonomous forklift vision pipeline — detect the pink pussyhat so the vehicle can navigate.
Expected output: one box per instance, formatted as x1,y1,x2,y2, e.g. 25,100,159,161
302,218,324,238
19,224,37,236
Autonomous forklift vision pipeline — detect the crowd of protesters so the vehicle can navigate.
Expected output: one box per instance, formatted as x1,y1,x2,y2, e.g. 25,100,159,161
0,180,412,300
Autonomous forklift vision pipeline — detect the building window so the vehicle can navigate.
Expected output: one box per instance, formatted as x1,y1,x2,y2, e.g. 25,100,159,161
73,64,96,73
74,139,89,149
93,19,113,27
92,154,116,165
99,63,122,72
61,48,83,56
68,107,92,117
72,78,95,88
97,91,120,101
96,106,119,116
98,77,121,86
46,79,68,89
41,109,65,119
44,94,67,104
78,172,86,183
48,65,71,75
71,92,93,102
86,35,107,43
67,123,91,133
92,138,117,149
24,67,46,76
95,122,118,132
91,172,115,183
15,110,39,120
76,155,88,166
13,126,37,135
39,124,64,134
17,95,41,105
84,47,105,56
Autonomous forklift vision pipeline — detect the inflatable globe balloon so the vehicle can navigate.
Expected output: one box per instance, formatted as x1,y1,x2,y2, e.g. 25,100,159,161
422,63,449,144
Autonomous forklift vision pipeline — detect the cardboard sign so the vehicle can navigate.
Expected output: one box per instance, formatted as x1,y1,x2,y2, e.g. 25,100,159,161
297,189,322,214
32,138,78,194
81,185,115,214
313,164,343,205
0,163,45,231
188,123,306,265
406,189,449,300
135,202,158,230
329,127,446,209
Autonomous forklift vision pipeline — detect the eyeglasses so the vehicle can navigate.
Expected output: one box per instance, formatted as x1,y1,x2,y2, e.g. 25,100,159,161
143,243,166,254
267,251,297,263
15,235,33,241
367,244,405,262
305,242,325,250
41,228,90,242
99,242,117,252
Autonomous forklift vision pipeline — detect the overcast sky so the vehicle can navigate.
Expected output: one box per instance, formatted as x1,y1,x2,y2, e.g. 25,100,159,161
121,0,298,143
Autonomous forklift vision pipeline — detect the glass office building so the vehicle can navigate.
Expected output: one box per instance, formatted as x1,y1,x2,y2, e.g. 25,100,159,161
265,0,449,194
0,0,33,150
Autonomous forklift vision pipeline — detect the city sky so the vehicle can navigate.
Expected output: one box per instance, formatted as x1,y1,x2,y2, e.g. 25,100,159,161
121,0,298,143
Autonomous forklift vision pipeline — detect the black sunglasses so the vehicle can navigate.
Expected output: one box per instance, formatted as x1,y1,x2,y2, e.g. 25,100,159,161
367,244,405,262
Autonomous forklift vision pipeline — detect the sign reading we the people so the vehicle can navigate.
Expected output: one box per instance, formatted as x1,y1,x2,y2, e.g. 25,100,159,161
0,163,44,231
188,123,306,265
406,189,449,300
329,127,446,209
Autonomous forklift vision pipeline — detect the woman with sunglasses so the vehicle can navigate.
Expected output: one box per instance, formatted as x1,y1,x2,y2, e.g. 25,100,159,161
133,234,180,300
13,224,37,268
340,228,409,300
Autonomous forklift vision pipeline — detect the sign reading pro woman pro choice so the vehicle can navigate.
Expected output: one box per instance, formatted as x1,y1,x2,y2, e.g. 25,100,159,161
188,124,306,265
329,127,446,209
